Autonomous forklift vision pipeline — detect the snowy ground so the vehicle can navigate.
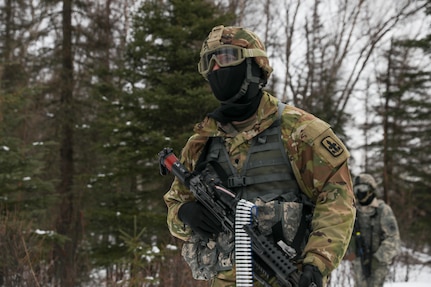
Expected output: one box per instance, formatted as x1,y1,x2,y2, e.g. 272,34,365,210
329,247,431,287
86,245,431,286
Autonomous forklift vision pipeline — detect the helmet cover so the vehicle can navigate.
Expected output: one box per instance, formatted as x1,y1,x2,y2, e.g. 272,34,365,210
354,173,379,204
199,25,273,80
354,174,377,190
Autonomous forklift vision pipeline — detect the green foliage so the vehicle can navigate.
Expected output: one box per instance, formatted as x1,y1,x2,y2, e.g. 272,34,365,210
0,89,56,221
368,38,431,249
123,0,234,145
2,0,428,284
83,0,235,281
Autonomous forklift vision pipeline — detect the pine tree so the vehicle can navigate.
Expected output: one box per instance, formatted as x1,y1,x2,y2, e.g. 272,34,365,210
86,0,234,284
371,38,431,249
0,0,58,284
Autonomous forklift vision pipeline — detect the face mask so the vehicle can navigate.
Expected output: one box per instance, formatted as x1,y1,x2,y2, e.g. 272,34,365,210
207,61,247,102
354,184,375,205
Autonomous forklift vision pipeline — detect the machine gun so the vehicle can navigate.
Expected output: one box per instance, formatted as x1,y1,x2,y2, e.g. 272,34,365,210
159,147,302,287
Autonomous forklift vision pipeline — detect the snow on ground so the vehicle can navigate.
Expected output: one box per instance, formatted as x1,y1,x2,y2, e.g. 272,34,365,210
329,247,431,287
383,259,431,287
86,245,430,286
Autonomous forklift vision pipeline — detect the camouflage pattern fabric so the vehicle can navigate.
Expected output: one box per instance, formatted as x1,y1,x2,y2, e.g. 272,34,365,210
355,173,383,199
199,25,273,80
253,198,302,244
180,198,304,281
351,198,401,287
163,93,356,285
181,231,235,280
181,232,235,280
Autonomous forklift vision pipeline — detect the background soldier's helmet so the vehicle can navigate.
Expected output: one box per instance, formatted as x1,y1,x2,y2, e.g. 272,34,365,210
355,174,377,190
354,173,378,204
198,25,273,81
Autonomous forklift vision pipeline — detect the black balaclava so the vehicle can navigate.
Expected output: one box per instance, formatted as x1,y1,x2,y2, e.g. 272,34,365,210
207,59,264,124
354,175,376,206
355,185,376,206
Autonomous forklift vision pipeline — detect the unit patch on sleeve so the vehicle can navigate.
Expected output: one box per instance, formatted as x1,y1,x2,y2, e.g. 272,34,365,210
321,136,344,157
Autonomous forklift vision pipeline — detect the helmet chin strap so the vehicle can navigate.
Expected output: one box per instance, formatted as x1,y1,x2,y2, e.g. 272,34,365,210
219,58,264,104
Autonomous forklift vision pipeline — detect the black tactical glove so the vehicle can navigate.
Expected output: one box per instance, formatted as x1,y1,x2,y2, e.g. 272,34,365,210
298,264,323,287
178,201,222,240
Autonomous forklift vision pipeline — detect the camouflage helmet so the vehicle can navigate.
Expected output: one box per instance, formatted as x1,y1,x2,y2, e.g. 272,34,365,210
198,25,273,81
354,174,377,190
354,173,378,204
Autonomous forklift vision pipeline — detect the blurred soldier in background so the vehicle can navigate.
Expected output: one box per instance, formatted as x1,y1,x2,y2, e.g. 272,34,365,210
348,173,401,287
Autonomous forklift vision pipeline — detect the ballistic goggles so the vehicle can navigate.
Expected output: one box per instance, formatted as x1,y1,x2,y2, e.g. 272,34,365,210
198,45,267,77
353,184,372,195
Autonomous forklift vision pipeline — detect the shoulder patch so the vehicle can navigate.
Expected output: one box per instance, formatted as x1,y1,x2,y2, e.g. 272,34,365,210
321,136,344,157
309,122,350,167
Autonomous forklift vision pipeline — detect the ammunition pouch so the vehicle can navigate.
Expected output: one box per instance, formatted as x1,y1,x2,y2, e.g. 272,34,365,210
181,197,305,280
181,231,234,280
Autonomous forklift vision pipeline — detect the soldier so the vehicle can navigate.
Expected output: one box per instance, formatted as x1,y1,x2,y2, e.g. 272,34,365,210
163,25,356,287
350,173,401,287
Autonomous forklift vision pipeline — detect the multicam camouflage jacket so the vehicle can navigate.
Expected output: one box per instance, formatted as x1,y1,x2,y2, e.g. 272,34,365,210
163,92,356,277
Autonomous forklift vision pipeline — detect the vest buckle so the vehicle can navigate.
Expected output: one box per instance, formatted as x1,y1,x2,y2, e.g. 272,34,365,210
228,176,248,187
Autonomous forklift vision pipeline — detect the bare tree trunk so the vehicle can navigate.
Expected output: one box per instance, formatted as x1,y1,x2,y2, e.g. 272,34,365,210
360,78,372,173
382,41,393,204
54,0,80,286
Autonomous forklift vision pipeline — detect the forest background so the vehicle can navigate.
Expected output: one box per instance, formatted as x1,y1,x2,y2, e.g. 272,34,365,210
0,0,430,286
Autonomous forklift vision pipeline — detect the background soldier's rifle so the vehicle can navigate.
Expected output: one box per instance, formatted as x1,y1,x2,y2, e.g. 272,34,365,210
354,221,372,278
158,147,303,287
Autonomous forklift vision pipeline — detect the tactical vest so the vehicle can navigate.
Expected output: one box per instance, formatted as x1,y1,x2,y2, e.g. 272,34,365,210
356,202,383,254
201,103,301,203
182,103,313,280
198,103,312,251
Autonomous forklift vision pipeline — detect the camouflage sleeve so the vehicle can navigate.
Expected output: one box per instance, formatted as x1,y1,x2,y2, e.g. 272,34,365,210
163,178,193,241
283,112,356,277
162,134,208,241
302,160,356,276
373,204,401,264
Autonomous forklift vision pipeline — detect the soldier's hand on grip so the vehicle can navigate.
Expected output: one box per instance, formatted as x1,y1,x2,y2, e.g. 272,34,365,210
299,264,322,287
178,201,222,240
